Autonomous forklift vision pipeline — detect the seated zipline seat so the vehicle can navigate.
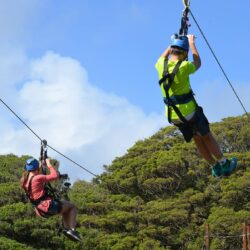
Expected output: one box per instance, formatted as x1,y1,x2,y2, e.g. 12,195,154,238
21,158,81,242
155,34,237,177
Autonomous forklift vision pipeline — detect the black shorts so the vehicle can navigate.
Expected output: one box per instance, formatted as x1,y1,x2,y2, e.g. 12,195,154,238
47,200,62,215
36,200,62,218
175,106,210,142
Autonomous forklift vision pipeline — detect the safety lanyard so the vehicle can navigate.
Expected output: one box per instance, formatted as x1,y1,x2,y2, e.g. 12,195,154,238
179,0,191,36
40,140,48,175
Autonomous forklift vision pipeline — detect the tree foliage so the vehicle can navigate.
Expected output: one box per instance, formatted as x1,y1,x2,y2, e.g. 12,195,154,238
0,115,249,249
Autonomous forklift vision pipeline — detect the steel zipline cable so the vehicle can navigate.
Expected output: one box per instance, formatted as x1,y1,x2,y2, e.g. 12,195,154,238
0,98,98,178
0,98,167,198
1,1,249,179
180,1,249,151
186,6,249,119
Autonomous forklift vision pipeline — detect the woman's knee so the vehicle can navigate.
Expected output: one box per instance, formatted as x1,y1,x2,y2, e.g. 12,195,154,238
60,200,76,214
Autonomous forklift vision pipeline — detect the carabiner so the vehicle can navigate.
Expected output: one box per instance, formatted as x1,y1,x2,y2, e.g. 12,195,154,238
41,140,47,150
182,0,190,8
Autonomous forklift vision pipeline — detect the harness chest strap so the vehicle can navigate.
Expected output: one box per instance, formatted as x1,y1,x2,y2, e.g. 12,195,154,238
159,58,198,124
159,59,187,123
27,175,47,206
26,175,58,218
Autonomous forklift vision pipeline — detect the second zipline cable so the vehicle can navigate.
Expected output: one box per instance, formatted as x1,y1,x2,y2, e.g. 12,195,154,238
0,98,98,178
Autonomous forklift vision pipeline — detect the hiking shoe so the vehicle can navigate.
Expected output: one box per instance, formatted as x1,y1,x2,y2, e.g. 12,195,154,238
63,229,81,242
212,162,222,177
221,157,238,177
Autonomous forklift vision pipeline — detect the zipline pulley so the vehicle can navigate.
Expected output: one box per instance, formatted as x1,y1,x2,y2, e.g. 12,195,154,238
39,139,72,200
179,0,191,36
40,139,48,175
182,0,190,8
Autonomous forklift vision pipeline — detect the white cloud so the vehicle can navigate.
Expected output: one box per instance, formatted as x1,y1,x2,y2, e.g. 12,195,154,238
0,51,166,181
1,50,249,181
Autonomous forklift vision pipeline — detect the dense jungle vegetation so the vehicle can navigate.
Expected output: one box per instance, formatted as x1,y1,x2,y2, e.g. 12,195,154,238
0,115,249,250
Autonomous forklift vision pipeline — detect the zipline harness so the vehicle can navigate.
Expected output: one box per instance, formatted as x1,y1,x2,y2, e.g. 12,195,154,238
159,0,249,126
25,140,71,217
158,59,197,124
158,0,197,124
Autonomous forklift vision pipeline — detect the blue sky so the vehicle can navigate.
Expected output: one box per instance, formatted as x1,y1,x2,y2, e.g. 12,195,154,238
0,0,249,181
23,0,250,116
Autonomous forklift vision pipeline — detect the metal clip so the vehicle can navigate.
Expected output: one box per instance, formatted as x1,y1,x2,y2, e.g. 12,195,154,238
182,0,190,8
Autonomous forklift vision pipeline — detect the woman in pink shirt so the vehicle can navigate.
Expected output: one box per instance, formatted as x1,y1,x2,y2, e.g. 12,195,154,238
21,158,81,242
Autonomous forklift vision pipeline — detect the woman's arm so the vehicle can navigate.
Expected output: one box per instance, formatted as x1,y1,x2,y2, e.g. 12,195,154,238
43,158,59,182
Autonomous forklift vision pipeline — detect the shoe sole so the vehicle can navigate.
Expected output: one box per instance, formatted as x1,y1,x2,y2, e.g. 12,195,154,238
212,166,222,177
62,230,81,242
230,157,238,173
222,157,238,177
212,173,221,178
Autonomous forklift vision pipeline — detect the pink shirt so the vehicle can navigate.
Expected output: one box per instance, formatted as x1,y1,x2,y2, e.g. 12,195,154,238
24,165,58,216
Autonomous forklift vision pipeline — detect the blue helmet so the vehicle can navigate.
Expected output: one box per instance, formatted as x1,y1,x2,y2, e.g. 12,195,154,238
25,158,39,171
171,35,189,51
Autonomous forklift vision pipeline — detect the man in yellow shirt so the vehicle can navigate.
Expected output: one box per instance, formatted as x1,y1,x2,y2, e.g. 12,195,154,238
155,34,237,177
